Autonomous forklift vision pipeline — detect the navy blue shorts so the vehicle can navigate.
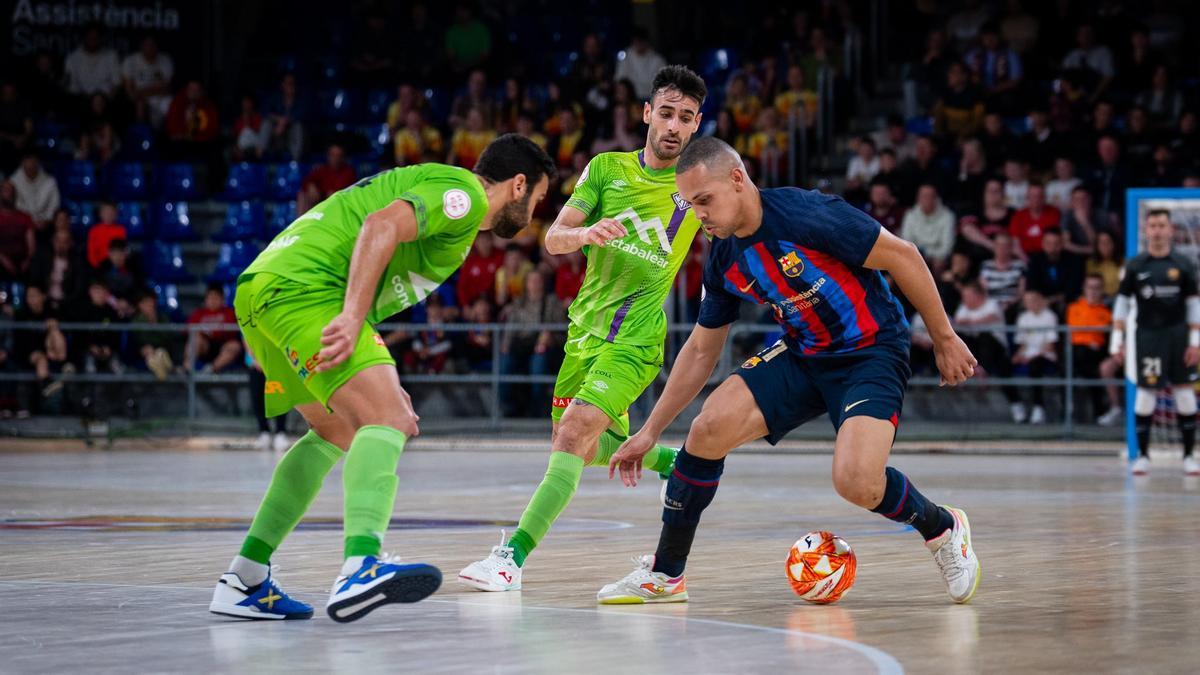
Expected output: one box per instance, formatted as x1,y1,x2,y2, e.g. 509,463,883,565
733,339,911,445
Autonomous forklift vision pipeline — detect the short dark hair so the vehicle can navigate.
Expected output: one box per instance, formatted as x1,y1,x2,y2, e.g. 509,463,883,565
650,65,707,106
1147,208,1172,220
108,238,128,252
475,133,556,188
204,282,225,297
677,136,739,174
1042,228,1063,238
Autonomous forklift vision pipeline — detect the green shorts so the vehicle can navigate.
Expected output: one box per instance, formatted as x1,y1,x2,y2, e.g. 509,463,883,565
235,273,395,418
550,323,664,434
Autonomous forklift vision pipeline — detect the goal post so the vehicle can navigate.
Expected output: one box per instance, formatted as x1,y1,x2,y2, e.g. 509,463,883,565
1123,188,1200,460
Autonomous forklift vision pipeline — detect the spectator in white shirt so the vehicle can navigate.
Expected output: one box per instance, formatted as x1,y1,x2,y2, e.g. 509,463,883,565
846,135,880,192
1061,23,1114,101
63,25,121,98
1044,156,1080,211
1013,289,1058,423
122,36,174,128
1002,158,1029,209
901,183,956,271
871,114,918,163
9,153,59,228
954,281,1020,412
614,29,667,100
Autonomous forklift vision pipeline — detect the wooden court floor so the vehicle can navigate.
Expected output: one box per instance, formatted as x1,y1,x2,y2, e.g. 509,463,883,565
1,445,1198,674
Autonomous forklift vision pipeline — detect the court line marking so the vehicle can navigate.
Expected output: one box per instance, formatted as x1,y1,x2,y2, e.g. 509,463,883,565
430,597,904,675
0,580,903,675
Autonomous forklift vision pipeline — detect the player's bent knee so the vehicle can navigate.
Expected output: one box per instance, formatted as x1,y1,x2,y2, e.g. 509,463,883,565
550,420,594,458
685,414,736,460
1135,388,1157,416
831,466,883,508
1174,386,1197,415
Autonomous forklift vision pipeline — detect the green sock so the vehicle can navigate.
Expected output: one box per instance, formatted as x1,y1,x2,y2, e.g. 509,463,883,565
589,428,678,475
239,430,344,564
342,425,406,559
508,452,584,566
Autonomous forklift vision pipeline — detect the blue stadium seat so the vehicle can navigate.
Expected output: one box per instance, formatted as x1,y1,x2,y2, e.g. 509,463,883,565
124,124,156,159
906,116,934,136
360,123,391,160
34,120,73,156
62,161,99,200
698,48,739,81
159,163,201,200
267,201,298,236
318,88,356,122
213,201,266,242
223,162,267,200
208,241,259,283
365,88,392,121
116,202,149,240
268,161,303,200
154,201,198,241
147,242,191,283
63,200,96,238
550,51,578,79
151,282,183,319
423,88,451,125
4,281,27,311
107,162,150,201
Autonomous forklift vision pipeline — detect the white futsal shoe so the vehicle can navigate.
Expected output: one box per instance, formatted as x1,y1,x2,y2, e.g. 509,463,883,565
255,432,272,451
1130,456,1151,476
1183,456,1200,476
596,555,688,604
925,507,980,604
458,531,522,591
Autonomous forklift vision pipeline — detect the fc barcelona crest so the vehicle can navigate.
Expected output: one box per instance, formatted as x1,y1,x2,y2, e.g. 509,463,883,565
1169,267,1180,281
778,251,804,278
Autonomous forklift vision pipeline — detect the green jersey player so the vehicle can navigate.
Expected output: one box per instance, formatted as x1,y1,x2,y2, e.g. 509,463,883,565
459,66,708,592
208,135,555,623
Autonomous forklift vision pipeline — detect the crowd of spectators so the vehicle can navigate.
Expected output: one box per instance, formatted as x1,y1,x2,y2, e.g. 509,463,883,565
864,0,1200,425
2,1,1196,425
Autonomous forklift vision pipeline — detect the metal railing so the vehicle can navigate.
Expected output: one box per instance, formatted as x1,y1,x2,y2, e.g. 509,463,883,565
0,319,1126,437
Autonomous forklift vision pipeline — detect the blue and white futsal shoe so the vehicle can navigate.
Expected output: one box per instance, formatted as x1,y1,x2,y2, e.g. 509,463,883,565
326,554,442,623
209,569,313,620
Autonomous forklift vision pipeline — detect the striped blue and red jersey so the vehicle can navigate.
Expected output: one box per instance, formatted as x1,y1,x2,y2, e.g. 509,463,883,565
698,187,909,355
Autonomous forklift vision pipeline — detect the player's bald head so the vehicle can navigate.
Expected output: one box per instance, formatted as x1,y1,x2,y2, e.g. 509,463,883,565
676,136,744,177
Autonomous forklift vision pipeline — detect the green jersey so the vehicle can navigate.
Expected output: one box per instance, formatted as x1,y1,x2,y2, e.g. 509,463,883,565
241,163,488,325
564,150,701,346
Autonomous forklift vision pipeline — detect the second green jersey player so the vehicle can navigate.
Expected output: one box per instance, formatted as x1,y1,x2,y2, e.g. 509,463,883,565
459,66,708,592
208,134,555,623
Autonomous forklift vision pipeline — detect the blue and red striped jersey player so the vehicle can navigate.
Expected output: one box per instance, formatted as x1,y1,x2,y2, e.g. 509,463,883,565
595,137,982,607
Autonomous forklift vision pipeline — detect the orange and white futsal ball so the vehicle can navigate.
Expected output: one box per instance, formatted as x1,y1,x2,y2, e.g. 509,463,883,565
786,531,857,604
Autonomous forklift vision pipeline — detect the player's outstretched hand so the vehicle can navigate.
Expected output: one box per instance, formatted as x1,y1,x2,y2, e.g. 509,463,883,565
610,431,655,487
934,333,977,386
583,218,628,247
1186,346,1200,368
316,311,362,372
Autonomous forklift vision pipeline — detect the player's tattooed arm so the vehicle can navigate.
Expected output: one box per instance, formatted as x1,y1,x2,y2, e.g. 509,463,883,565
864,228,977,386
544,205,627,254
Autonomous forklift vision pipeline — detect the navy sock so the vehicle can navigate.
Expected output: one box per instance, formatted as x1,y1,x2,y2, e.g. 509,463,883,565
652,447,724,578
871,467,953,541
1136,414,1152,458
1180,414,1195,458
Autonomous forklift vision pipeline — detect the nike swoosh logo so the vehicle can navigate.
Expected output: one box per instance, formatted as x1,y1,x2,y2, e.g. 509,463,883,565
1137,272,1152,279
844,399,870,412
738,279,757,293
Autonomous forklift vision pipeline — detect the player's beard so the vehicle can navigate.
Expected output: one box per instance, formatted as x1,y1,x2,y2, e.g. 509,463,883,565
649,127,685,161
490,192,532,238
